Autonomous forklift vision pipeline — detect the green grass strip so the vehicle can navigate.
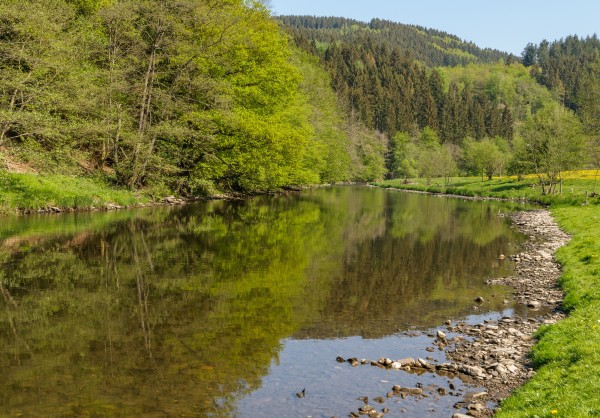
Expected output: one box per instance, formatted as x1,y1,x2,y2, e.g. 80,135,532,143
0,171,144,214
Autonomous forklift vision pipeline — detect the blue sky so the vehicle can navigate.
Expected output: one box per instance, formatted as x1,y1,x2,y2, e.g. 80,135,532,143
269,0,599,55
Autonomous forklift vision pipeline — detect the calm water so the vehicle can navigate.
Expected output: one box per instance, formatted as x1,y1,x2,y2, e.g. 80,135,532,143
0,187,529,417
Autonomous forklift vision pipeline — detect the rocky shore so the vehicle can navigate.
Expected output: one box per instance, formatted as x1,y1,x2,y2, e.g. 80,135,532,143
337,209,570,418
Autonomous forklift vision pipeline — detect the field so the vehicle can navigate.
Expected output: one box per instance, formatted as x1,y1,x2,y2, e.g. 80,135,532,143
376,170,600,206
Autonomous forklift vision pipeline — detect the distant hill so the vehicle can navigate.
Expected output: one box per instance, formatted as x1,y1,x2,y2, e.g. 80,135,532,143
277,15,510,67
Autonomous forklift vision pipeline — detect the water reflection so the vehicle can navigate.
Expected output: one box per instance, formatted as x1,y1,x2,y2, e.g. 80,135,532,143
0,187,527,416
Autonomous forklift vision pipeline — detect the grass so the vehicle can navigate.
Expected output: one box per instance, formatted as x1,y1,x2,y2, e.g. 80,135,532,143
375,170,600,206
375,172,600,417
0,171,145,214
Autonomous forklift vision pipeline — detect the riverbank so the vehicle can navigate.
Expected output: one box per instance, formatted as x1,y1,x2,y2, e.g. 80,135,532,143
373,178,600,417
337,208,568,418
0,171,282,215
0,172,145,215
374,173,600,206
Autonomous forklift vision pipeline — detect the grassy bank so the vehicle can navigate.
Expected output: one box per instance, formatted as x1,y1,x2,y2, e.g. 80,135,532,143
376,173,600,417
0,171,145,214
375,171,600,206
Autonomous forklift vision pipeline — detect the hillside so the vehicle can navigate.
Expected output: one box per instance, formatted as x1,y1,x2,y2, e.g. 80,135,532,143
277,15,510,67
0,0,388,205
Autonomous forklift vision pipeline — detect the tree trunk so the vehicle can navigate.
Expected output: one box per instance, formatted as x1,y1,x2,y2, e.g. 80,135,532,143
130,39,160,187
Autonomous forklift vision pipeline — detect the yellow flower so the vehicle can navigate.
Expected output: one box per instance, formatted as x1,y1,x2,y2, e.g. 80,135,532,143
551,410,558,415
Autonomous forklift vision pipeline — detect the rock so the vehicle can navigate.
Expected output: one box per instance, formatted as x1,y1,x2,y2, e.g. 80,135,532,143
389,361,402,369
468,402,485,412
495,364,509,375
459,365,487,378
358,404,374,413
396,358,415,367
527,300,541,309
437,330,447,340
452,414,471,418
417,358,430,367
336,356,345,363
507,364,519,374
474,296,485,304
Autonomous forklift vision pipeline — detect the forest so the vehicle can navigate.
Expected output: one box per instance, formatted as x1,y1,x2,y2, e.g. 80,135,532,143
0,0,599,198
0,0,388,197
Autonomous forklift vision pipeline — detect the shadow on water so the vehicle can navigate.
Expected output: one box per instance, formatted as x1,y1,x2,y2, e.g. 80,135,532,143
0,186,529,417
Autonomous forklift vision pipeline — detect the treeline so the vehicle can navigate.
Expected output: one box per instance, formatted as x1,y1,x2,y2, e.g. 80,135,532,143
321,42,515,143
0,0,387,195
281,14,599,192
278,16,508,67
522,35,600,135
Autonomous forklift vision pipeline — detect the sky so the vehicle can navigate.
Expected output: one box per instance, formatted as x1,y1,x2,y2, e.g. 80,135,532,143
269,0,599,55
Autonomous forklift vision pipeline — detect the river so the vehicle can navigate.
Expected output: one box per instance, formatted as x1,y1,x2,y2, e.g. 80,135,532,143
0,186,531,417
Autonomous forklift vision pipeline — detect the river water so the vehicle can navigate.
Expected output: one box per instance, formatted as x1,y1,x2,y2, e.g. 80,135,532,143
0,186,530,417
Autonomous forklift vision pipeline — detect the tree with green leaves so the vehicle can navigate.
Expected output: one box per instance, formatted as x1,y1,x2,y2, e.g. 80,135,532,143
388,132,417,181
519,104,587,194
464,137,509,180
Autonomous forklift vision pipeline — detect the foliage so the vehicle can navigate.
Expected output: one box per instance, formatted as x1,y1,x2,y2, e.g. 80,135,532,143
518,103,588,194
439,62,555,122
0,0,384,197
464,137,510,180
278,16,508,67
0,171,141,213
388,132,417,180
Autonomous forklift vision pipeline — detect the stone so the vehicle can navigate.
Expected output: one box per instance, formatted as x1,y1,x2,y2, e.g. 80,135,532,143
417,358,429,367
495,364,509,375
474,296,485,304
437,330,447,340
358,405,374,413
527,300,541,309
507,364,519,374
396,357,415,367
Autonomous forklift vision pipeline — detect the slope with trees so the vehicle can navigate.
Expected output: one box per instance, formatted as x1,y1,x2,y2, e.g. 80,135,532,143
278,15,508,67
0,0,388,208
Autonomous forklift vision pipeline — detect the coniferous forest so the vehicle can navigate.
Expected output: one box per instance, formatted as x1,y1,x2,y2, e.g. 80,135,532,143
0,0,599,197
